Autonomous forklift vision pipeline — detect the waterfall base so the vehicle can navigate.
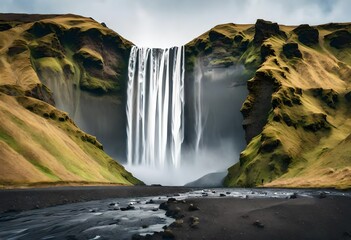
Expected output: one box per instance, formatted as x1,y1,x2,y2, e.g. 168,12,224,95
125,139,238,186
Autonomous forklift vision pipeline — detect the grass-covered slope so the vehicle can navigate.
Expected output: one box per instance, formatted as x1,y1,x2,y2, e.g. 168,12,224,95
187,20,351,189
0,14,141,187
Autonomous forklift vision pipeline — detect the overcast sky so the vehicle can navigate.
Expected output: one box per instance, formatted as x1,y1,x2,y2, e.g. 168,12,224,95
1,0,350,48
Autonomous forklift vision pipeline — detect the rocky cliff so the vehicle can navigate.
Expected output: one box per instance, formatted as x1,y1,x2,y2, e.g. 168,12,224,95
0,14,141,187
1,13,351,189
186,19,351,189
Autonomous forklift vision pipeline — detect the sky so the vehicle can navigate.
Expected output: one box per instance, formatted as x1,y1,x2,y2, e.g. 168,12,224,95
1,0,351,48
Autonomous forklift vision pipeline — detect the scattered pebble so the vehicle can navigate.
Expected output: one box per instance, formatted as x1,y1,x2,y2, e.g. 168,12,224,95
170,219,183,228
188,204,200,211
189,216,200,229
253,220,264,228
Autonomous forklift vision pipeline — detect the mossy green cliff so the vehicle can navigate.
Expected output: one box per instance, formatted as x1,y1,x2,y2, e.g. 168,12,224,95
0,14,141,187
186,19,351,189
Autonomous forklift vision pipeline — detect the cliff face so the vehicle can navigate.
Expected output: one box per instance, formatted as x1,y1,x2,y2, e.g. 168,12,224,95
1,13,351,189
187,19,351,189
0,14,141,187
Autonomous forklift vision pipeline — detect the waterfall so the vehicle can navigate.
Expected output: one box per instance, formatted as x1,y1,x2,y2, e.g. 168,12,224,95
194,59,204,153
126,46,185,168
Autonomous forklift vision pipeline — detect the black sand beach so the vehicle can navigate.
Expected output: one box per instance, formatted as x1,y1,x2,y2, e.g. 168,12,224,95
148,196,351,240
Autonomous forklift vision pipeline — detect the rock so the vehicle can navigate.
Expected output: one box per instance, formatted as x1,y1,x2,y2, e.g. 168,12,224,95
162,229,175,239
253,220,265,228
260,138,281,153
146,199,155,204
293,24,319,46
142,225,148,229
261,44,275,62
166,207,183,219
188,204,200,211
109,203,116,206
220,193,226,197
290,192,298,199
283,43,302,59
170,219,184,228
190,221,199,229
319,192,327,199
159,202,169,211
325,30,351,49
226,192,231,195
190,217,200,227
189,216,200,229
120,205,135,211
173,193,180,197
209,29,232,44
254,19,287,45
167,198,177,203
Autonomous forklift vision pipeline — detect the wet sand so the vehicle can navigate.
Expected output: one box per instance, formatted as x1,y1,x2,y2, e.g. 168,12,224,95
0,185,192,213
148,196,351,240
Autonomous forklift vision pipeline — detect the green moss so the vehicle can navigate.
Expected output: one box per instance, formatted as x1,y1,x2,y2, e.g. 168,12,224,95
0,123,60,181
35,57,63,73
80,73,120,94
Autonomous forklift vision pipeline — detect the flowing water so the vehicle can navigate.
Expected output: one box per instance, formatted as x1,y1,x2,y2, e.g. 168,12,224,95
125,47,248,185
1,189,350,240
126,46,185,168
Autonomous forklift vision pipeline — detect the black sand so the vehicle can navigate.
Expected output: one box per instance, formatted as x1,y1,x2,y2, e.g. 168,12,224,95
149,196,351,240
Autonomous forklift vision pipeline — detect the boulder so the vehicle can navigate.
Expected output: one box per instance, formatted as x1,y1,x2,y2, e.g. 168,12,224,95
293,24,319,46
283,43,302,59
325,30,351,49
261,44,275,61
254,19,287,45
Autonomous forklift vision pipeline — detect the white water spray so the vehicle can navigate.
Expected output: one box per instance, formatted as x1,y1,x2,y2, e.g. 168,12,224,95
126,46,185,168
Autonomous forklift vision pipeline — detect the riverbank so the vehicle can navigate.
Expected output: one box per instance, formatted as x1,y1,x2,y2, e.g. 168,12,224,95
0,185,192,213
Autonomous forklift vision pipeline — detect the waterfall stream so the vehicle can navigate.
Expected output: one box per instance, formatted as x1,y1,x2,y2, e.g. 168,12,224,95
126,46,185,168
126,47,248,185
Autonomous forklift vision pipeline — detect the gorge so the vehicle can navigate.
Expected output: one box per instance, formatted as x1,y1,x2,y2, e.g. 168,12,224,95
0,14,351,188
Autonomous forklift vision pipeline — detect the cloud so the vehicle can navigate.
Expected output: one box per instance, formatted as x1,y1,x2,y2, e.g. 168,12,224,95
1,0,350,47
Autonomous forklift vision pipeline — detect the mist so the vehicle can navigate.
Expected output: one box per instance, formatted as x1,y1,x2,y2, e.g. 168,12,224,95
125,59,248,186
